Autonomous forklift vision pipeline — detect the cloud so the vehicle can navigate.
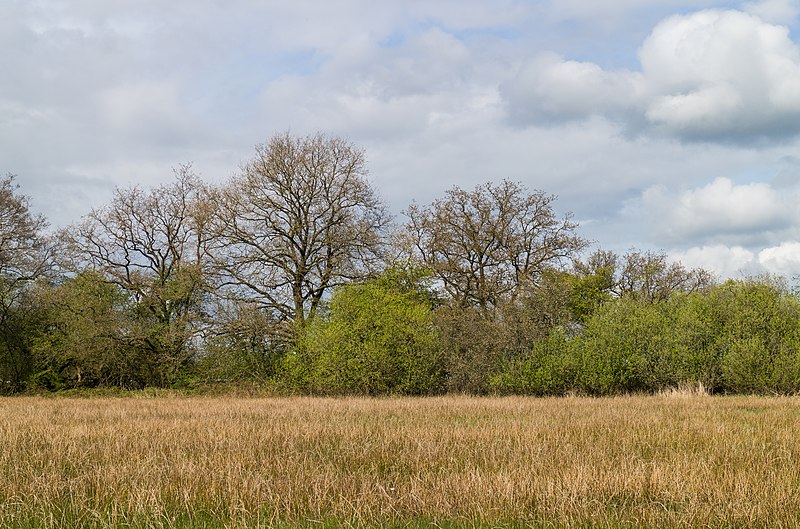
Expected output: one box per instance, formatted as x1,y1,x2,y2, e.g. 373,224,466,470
744,0,799,24
670,245,756,278
641,177,793,243
503,52,643,125
256,27,496,145
757,242,800,277
503,9,800,142
2,0,800,261
671,242,800,279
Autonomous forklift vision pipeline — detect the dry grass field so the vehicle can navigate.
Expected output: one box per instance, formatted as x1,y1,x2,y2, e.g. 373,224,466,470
1,394,799,528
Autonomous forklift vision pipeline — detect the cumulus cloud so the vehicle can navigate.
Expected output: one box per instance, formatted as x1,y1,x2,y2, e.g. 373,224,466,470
744,0,799,24
670,242,800,279
257,26,499,144
669,240,800,279
503,52,643,125
758,242,800,277
644,173,800,280
670,245,756,279
504,9,800,142
0,0,531,226
642,177,793,243
3,0,800,268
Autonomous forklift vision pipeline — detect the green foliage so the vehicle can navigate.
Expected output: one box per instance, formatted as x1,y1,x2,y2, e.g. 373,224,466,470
435,269,577,395
568,268,614,324
574,296,676,394
489,328,575,395
711,279,800,393
9,164,800,396
31,272,147,389
127,265,207,387
0,296,43,394
562,278,800,395
300,274,443,395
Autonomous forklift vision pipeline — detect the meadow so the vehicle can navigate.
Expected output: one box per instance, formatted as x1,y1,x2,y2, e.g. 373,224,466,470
1,394,799,528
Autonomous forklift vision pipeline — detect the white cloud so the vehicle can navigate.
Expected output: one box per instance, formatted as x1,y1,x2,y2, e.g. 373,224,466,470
2,0,800,265
640,9,800,139
671,241,800,279
670,245,756,278
256,27,499,146
503,52,643,124
642,177,792,242
744,0,799,24
758,242,800,277
504,9,800,142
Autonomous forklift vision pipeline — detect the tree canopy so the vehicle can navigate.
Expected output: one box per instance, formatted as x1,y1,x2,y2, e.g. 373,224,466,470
1,131,797,396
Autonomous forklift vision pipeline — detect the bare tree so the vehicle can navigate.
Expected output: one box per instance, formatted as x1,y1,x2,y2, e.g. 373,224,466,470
0,175,52,310
210,132,389,327
405,180,585,315
576,248,714,302
615,250,713,301
0,174,53,391
63,165,209,384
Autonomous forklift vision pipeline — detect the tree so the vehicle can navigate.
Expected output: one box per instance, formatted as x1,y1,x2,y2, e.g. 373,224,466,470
63,166,209,386
300,267,443,395
196,299,290,384
616,250,713,301
0,175,52,392
405,180,585,316
576,249,713,303
0,175,51,299
210,132,389,328
31,272,144,389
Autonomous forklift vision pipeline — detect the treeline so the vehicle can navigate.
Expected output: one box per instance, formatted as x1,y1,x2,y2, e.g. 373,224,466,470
1,132,797,396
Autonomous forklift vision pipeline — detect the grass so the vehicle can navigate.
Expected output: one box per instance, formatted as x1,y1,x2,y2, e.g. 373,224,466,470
1,394,800,528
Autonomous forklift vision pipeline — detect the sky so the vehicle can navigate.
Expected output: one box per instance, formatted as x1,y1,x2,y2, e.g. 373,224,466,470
3,0,800,280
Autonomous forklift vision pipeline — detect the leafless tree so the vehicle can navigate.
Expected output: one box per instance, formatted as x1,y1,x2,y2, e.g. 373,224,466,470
0,174,53,390
209,132,389,327
0,174,52,312
63,165,210,383
405,180,585,316
615,250,714,301
576,248,714,302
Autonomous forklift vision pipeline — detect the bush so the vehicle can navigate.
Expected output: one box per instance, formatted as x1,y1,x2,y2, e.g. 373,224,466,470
194,302,290,385
433,305,501,394
570,278,800,395
711,279,800,393
489,328,575,395
301,278,443,395
31,272,147,389
573,296,678,394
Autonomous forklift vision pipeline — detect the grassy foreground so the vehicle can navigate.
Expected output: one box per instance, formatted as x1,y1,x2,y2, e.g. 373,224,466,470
1,394,799,528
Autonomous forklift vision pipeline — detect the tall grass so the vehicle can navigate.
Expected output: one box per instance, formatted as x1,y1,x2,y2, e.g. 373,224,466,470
1,395,799,528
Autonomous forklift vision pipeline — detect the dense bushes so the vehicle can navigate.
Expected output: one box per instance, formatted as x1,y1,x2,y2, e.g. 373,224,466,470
294,271,443,395
248,273,800,397
19,269,800,396
3,133,800,396
489,277,800,396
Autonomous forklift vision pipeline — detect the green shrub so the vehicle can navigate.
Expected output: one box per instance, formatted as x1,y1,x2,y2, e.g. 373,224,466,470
571,278,800,395
489,328,575,395
574,296,678,394
301,279,443,395
711,279,800,393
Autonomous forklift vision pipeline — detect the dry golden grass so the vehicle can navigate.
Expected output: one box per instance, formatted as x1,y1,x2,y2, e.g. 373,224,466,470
1,394,799,528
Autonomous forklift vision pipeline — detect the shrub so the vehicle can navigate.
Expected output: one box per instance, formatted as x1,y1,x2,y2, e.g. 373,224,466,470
302,278,443,395
489,328,575,395
574,296,678,394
